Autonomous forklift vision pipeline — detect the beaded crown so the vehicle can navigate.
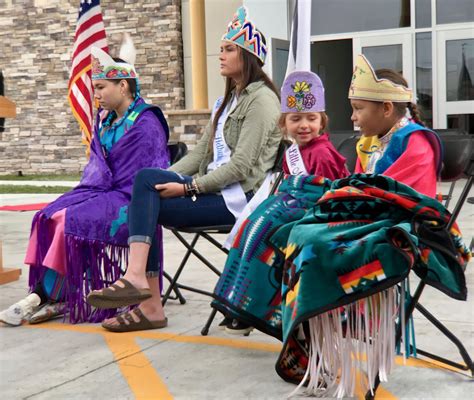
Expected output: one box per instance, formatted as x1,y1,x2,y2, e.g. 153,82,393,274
222,6,267,64
348,54,412,102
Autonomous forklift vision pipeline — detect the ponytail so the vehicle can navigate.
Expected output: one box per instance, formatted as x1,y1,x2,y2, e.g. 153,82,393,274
407,102,425,127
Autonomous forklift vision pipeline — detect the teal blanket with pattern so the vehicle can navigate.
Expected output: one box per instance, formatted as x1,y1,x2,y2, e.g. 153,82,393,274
273,174,469,383
212,174,469,365
212,175,332,338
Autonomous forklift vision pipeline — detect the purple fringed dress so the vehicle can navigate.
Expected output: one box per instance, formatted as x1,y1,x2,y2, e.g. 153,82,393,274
27,99,169,323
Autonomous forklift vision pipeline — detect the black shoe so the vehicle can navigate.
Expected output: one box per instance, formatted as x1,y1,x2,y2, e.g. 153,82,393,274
225,319,253,336
218,316,233,330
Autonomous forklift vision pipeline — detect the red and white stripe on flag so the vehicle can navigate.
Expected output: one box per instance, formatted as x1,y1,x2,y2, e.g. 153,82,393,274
68,0,107,148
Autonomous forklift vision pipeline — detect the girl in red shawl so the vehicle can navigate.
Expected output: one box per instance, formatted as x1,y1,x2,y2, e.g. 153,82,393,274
349,55,442,197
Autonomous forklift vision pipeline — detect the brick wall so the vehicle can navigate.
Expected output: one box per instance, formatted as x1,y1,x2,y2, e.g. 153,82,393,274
0,0,185,174
165,109,211,150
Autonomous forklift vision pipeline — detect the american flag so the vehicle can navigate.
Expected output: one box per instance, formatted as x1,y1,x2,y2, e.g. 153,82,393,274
68,0,107,148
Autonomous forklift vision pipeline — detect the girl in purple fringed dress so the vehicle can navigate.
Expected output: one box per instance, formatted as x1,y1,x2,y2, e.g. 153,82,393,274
0,36,170,326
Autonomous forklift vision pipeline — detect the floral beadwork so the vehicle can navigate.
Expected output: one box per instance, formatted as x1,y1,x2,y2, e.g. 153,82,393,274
105,67,135,79
91,47,138,81
287,96,296,109
287,80,315,112
281,71,325,113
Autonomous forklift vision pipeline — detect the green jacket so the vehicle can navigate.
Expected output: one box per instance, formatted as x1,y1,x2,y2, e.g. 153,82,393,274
169,81,281,193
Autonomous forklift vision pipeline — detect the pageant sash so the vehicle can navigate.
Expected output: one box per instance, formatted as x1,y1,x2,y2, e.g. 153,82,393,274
208,96,248,218
224,143,308,248
285,144,308,176
223,171,277,249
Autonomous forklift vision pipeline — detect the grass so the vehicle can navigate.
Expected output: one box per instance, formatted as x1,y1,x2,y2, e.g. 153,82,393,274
0,174,81,181
0,185,72,194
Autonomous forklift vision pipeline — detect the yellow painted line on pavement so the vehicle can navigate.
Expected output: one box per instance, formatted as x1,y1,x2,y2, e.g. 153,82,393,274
103,333,173,400
135,330,282,352
349,350,469,375
29,323,469,374
395,355,470,374
27,323,104,334
28,322,471,399
28,322,282,352
354,370,398,400
371,386,398,399
25,323,467,375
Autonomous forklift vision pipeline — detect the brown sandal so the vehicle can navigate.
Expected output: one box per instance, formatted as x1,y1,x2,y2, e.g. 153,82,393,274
101,308,168,332
86,278,152,309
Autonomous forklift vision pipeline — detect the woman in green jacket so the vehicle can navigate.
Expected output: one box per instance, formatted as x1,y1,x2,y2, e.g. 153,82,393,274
87,6,281,332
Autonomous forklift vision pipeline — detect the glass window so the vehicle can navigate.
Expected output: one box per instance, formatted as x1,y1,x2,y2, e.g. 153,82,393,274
362,45,403,73
446,39,474,101
416,33,433,127
273,48,289,89
310,0,410,35
437,0,474,24
416,0,431,28
448,114,474,134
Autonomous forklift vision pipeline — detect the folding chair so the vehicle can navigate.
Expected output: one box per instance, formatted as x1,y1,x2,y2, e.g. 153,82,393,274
336,134,361,173
329,130,359,150
161,142,190,304
437,132,472,208
367,135,474,399
161,141,290,328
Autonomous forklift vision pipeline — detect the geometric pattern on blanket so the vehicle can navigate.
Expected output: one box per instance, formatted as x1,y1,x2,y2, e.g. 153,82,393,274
273,174,470,387
212,175,332,338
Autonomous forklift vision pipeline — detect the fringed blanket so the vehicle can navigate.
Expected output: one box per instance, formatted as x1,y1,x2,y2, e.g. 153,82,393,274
28,100,169,323
272,174,470,397
212,175,332,338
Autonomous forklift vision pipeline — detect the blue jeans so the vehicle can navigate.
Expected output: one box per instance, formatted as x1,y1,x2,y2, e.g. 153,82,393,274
128,168,252,274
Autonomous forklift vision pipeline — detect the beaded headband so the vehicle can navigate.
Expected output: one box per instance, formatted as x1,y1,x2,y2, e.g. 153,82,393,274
91,47,138,81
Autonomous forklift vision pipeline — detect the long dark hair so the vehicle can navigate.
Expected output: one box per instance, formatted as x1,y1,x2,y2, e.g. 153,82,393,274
210,41,280,147
375,68,425,126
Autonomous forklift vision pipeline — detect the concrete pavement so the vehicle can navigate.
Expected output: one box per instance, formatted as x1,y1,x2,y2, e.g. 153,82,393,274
0,182,473,399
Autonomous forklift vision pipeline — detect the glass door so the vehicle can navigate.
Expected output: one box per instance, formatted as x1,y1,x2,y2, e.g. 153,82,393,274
436,28,474,133
353,34,413,86
352,34,413,130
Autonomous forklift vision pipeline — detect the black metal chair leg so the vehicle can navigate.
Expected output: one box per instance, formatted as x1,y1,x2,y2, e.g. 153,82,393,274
414,302,474,374
201,308,218,336
365,375,380,400
163,270,186,304
444,181,456,208
162,233,200,305
447,175,473,230
162,229,226,306
172,229,224,276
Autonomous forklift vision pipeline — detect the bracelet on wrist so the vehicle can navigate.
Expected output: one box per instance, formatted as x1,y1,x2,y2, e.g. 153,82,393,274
192,179,201,194
184,181,198,201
